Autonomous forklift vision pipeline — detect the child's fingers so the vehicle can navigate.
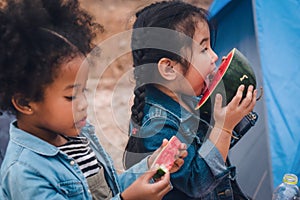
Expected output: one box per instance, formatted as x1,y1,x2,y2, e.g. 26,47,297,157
179,143,187,150
240,85,254,108
153,171,173,196
221,56,227,62
230,85,245,106
178,143,187,158
161,138,168,147
171,158,184,172
214,93,223,112
179,148,188,159
240,86,257,114
158,182,173,197
250,89,257,108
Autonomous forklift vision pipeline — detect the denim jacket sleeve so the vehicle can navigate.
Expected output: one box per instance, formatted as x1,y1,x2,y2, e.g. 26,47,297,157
117,156,149,191
1,161,74,200
139,116,230,198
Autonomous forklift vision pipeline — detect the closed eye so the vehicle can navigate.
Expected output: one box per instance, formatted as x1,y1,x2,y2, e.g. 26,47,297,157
65,96,76,101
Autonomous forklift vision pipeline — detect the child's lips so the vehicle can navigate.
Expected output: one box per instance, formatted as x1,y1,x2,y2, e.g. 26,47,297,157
201,70,217,95
200,76,211,95
75,117,87,128
200,81,208,95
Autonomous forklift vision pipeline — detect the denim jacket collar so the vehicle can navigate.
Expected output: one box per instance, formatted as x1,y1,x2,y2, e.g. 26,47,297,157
145,85,202,122
9,121,59,156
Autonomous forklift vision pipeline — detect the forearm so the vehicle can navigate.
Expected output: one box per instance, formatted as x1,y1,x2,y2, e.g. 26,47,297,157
172,143,230,197
139,119,230,197
208,126,232,161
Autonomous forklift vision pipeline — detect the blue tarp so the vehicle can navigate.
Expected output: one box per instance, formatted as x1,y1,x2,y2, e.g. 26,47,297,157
210,0,300,191
254,0,300,187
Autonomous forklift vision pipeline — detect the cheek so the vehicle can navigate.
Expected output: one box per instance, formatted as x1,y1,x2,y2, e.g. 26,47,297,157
185,66,207,95
188,64,205,83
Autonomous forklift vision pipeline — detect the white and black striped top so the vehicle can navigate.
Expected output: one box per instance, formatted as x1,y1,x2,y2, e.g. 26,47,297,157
58,136,100,178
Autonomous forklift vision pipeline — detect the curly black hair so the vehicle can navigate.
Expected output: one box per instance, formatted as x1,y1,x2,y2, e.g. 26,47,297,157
0,0,102,114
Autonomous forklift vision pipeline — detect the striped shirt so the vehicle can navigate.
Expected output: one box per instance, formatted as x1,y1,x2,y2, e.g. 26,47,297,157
58,136,100,178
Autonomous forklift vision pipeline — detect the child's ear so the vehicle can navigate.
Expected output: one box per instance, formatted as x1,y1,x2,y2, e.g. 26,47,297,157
157,58,178,81
11,95,33,115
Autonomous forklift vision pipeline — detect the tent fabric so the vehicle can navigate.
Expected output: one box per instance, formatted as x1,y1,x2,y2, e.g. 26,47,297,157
208,0,273,199
254,0,300,187
209,0,300,192
209,0,232,17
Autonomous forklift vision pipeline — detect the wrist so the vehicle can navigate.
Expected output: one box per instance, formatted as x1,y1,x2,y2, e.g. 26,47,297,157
213,126,238,139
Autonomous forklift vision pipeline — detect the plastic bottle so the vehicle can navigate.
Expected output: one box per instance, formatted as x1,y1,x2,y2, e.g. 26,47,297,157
272,174,300,200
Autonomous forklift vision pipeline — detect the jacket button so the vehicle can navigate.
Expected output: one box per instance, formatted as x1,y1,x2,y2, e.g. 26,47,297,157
70,160,75,165
224,189,231,197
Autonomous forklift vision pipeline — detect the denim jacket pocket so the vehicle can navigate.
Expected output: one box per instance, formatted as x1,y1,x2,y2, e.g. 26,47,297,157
57,180,84,197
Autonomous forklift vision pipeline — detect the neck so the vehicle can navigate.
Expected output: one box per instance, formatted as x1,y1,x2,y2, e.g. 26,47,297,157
16,119,68,147
154,84,193,112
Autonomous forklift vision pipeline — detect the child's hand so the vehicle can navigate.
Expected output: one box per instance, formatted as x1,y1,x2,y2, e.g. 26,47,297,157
121,168,172,200
148,139,187,173
169,143,187,173
214,84,257,131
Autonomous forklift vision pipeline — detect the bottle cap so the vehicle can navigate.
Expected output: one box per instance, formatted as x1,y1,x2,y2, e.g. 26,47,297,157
283,174,298,185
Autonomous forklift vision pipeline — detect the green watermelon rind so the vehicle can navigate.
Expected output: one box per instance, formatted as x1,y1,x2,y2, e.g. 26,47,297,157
152,165,168,181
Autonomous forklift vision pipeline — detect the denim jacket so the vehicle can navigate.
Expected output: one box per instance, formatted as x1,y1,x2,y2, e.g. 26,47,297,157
0,122,148,200
127,86,249,200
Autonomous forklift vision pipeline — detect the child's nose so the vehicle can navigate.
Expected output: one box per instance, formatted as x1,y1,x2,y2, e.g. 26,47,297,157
78,95,88,111
210,49,218,63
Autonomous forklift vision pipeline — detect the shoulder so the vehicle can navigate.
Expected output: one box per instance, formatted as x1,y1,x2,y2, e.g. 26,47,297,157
2,143,63,177
138,104,180,149
143,102,180,128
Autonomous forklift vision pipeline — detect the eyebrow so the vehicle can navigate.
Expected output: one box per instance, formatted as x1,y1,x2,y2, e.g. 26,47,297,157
199,37,209,45
64,84,80,91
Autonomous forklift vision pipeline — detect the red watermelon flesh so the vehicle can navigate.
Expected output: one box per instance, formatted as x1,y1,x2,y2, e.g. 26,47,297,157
151,136,182,170
196,50,234,110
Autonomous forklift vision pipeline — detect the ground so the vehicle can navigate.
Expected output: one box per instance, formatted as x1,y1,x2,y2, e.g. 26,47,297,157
80,0,212,172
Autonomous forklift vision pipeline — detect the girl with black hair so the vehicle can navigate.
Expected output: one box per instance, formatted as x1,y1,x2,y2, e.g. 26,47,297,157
124,1,257,199
0,1,187,199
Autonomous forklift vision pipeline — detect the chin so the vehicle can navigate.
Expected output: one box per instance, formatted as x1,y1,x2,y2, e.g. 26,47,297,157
71,128,82,137
193,88,203,97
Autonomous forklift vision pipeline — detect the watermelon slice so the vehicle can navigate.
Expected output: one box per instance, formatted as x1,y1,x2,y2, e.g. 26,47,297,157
195,48,256,112
151,136,182,180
